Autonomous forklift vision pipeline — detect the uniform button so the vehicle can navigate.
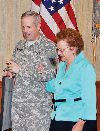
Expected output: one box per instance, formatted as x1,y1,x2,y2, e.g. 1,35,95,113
59,82,61,84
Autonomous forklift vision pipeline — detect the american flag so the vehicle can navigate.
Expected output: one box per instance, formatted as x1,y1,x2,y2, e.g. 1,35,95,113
31,0,78,41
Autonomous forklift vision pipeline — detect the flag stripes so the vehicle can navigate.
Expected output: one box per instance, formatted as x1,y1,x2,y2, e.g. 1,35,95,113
31,0,78,41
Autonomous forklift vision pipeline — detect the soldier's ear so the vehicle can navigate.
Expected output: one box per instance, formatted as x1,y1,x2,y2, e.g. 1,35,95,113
37,23,41,30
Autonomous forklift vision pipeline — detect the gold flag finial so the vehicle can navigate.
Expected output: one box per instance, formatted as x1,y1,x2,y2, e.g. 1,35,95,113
93,35,97,65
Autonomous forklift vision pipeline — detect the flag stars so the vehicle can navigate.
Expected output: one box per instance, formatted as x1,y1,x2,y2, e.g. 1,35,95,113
58,0,64,4
52,0,56,3
49,6,54,11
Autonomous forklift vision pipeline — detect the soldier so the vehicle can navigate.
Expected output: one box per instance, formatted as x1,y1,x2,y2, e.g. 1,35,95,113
5,11,57,131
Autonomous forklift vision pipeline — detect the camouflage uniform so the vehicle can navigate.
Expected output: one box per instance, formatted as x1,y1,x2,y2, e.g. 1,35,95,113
11,34,57,131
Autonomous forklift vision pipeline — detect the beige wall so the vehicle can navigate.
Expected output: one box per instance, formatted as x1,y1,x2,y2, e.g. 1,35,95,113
0,0,100,80
0,0,31,80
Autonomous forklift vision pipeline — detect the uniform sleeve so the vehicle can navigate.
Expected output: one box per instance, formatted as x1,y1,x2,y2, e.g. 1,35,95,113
11,40,27,77
46,41,58,66
12,40,23,61
39,41,58,81
12,43,18,61
81,63,96,120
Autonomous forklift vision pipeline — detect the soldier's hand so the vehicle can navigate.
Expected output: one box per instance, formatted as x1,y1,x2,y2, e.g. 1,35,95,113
3,70,13,78
6,61,20,74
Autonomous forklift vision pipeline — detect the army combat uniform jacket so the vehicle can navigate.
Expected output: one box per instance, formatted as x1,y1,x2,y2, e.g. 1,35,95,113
11,34,57,131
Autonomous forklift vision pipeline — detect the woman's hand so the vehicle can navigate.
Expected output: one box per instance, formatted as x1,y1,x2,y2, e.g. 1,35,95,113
72,119,86,131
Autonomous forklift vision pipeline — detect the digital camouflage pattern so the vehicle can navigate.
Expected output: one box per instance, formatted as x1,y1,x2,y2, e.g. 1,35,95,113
11,34,57,131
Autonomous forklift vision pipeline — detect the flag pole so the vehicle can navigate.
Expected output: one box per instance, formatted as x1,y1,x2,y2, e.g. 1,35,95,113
93,35,97,65
92,23,100,65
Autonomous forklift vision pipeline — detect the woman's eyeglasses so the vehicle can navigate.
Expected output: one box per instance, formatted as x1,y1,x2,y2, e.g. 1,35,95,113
56,46,70,52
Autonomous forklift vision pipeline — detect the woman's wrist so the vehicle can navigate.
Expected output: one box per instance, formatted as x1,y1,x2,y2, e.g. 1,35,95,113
79,118,86,123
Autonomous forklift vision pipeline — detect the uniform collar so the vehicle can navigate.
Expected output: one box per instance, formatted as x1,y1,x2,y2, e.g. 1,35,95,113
26,33,44,47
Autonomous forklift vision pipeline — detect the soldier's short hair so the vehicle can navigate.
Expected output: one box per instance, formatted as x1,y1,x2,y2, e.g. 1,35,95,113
21,11,41,27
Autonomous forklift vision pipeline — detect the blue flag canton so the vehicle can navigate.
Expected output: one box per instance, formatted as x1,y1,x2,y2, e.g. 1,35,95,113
42,0,71,15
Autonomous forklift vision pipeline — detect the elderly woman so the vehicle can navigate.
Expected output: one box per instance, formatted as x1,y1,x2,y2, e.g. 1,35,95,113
46,28,97,131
